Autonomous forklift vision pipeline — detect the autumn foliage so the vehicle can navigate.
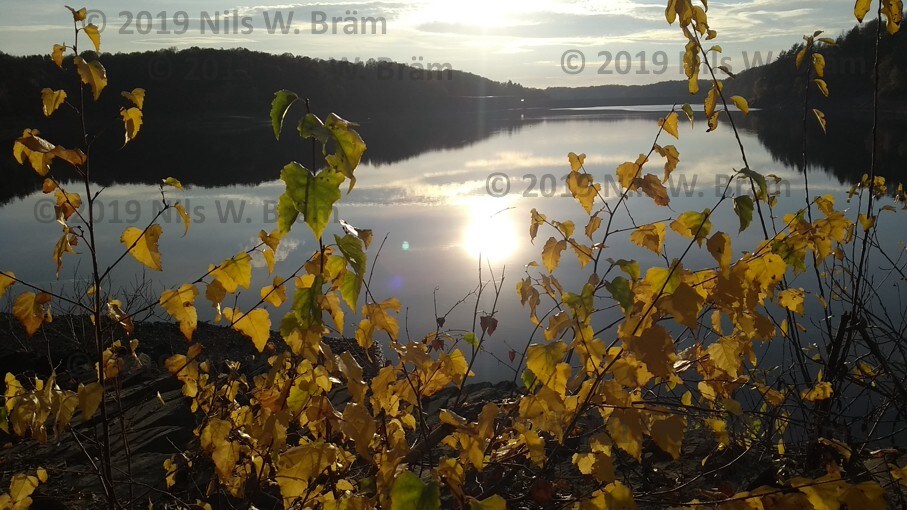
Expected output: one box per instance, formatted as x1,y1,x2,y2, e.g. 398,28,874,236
3,2,907,509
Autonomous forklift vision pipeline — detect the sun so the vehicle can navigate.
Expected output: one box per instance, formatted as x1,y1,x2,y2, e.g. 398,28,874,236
460,198,520,263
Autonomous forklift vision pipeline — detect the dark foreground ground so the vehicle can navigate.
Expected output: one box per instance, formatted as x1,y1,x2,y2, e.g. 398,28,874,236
1,314,906,508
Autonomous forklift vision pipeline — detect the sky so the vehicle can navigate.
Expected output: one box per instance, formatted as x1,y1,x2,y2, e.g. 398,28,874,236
0,0,864,88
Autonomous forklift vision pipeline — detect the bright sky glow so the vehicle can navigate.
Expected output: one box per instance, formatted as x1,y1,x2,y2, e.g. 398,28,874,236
0,0,863,87
459,197,520,263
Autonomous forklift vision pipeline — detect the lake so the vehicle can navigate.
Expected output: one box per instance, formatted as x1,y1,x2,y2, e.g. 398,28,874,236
2,106,905,381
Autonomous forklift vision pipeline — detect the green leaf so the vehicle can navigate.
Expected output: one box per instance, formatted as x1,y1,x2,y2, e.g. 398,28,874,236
324,114,367,192
280,162,344,239
609,259,641,281
738,168,767,200
335,234,366,309
335,234,366,277
521,368,540,392
299,113,330,143
270,90,299,139
465,332,479,349
605,277,633,313
734,196,754,232
339,272,362,311
391,470,441,510
277,192,298,234
681,104,695,128
292,275,323,329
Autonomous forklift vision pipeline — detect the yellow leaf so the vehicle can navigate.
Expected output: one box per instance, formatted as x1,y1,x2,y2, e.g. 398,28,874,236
121,88,146,109
706,418,730,446
660,282,703,329
892,464,907,486
469,495,507,510
526,342,569,394
162,177,183,191
607,409,644,461
792,474,846,510
814,109,827,133
568,152,586,172
708,337,742,378
121,107,143,145
69,7,87,21
0,272,16,299
660,112,680,139
572,451,616,483
55,190,82,221
630,223,666,254
160,284,199,341
671,210,712,245
8,473,40,507
120,225,163,271
83,23,101,52
855,0,872,21
650,415,685,460
541,237,567,273
276,443,344,506
52,231,75,277
778,288,805,315
41,89,67,117
653,144,680,182
175,203,190,236
801,381,833,402
36,468,47,484
363,298,401,340
841,482,887,510
638,173,670,206
882,0,903,34
616,154,647,190
705,82,723,118
341,403,377,460
224,308,271,352
212,253,253,293
205,280,226,321
814,79,829,97
858,213,876,231
52,44,65,68
262,249,276,274
566,172,601,215
73,57,107,101
706,232,732,271
78,382,103,421
13,292,52,337
730,95,749,115
260,277,287,308
601,481,636,510
259,229,283,251
627,325,676,377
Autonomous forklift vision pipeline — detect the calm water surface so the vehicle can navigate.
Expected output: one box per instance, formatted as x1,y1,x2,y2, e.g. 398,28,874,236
1,107,904,381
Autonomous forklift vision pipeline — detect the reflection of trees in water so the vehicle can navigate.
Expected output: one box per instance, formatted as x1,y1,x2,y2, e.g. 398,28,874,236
4,107,901,207
744,110,907,186
0,111,542,206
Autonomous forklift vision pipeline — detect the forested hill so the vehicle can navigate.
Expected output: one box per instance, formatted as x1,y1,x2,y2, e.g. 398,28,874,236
0,47,546,119
1,18,904,119
544,20,907,110
728,19,907,109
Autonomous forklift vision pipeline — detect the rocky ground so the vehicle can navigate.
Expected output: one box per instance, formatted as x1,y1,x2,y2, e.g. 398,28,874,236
1,315,905,508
